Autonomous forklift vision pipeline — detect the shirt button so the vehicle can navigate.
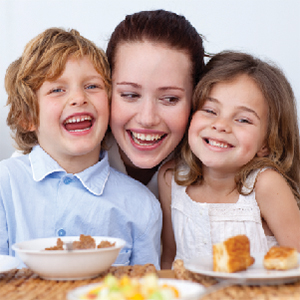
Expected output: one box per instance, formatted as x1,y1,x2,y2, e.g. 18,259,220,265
63,177,72,185
57,228,66,236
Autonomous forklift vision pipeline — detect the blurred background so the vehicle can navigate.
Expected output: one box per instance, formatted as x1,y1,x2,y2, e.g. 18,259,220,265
1,0,299,160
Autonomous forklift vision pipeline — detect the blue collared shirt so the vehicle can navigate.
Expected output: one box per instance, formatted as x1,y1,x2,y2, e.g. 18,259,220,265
0,146,162,268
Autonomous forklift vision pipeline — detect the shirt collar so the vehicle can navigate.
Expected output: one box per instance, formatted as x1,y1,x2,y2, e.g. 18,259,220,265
29,145,110,196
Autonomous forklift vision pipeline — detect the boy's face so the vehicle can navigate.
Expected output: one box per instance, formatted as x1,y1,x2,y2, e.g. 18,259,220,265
35,56,109,173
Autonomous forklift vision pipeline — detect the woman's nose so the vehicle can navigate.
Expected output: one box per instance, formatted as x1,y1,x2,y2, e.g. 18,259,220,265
136,99,160,127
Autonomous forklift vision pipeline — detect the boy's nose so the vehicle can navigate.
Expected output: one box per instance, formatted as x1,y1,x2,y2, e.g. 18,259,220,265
69,89,87,106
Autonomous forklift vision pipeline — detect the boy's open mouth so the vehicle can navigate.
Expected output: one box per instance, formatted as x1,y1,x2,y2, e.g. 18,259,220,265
64,115,93,132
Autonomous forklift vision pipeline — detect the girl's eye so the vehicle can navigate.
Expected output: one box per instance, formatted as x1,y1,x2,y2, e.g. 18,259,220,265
237,118,252,124
201,108,216,115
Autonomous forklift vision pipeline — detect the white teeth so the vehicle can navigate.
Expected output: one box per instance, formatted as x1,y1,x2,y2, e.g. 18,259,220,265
208,139,229,148
132,132,163,142
64,116,92,124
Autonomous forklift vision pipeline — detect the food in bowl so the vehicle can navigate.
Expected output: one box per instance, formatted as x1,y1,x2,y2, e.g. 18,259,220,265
264,246,298,270
12,236,126,280
45,234,115,250
213,235,255,273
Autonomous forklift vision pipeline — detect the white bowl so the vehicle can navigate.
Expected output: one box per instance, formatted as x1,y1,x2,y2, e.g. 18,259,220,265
67,278,206,300
12,236,126,280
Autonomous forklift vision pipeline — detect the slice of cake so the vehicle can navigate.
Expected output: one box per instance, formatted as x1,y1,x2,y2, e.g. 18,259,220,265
213,235,255,273
264,246,298,270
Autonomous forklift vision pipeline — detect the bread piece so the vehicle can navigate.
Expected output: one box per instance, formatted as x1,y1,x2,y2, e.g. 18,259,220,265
213,235,255,273
264,246,298,270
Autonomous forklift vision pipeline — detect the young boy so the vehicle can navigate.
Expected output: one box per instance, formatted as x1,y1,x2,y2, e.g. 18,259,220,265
0,28,162,268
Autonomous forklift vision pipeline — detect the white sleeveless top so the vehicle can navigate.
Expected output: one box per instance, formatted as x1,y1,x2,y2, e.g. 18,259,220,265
171,169,278,263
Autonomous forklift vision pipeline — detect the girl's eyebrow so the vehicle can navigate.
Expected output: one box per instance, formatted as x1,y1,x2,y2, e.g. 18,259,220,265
206,97,261,120
116,81,184,91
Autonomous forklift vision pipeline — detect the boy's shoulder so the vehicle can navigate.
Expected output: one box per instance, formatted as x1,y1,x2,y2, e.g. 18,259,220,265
108,166,158,199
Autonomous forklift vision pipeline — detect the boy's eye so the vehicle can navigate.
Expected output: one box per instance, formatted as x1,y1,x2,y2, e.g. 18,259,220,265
86,84,101,90
50,88,64,93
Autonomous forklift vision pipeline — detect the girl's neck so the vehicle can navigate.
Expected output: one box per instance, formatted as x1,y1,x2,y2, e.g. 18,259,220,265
187,168,239,204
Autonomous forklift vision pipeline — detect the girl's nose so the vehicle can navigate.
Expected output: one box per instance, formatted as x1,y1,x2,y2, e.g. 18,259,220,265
211,117,231,133
136,98,160,127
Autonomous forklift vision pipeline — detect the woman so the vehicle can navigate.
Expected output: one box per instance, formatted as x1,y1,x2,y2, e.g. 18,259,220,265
106,10,205,197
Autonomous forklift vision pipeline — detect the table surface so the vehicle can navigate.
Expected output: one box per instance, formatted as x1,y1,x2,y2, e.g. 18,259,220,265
1,262,300,300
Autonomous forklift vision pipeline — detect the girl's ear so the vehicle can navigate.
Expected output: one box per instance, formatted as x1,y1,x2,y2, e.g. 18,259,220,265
257,143,270,157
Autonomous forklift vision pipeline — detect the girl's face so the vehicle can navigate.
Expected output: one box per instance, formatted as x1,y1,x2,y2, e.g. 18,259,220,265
35,56,109,173
110,41,193,169
188,74,269,175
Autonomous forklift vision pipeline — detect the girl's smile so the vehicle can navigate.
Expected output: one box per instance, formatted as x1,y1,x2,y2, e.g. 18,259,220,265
189,74,269,173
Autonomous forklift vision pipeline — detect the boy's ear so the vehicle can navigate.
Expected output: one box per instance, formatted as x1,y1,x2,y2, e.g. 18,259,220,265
20,119,36,132
257,143,270,157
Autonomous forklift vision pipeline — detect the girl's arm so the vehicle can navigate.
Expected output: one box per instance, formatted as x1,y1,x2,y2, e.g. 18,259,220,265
158,160,177,269
255,169,300,251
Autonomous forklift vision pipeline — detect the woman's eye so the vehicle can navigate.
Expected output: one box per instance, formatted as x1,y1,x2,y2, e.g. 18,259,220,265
161,96,180,105
120,92,140,100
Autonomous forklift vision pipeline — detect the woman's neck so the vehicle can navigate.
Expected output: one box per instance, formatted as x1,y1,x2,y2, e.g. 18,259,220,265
125,164,159,185
119,147,159,185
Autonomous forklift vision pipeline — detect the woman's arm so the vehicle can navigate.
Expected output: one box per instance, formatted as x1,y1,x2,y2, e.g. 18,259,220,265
255,169,300,251
158,160,177,269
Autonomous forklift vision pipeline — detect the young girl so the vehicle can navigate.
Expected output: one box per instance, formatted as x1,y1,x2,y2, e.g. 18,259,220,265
159,51,300,269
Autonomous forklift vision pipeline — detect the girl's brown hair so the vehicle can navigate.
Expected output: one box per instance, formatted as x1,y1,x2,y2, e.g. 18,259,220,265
5,27,111,154
106,9,205,87
175,51,300,207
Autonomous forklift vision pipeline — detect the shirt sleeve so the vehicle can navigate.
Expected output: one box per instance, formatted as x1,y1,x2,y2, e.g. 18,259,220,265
129,197,162,270
0,165,9,255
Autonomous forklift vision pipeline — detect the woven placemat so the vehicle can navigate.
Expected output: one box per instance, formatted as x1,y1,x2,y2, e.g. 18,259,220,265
0,264,157,300
173,259,300,300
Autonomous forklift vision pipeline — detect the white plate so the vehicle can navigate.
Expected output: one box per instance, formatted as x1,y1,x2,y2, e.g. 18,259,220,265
0,255,20,273
67,278,206,300
185,253,300,285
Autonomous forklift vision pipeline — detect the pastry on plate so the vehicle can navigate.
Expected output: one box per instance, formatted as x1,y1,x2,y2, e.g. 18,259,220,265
264,246,298,270
213,235,255,273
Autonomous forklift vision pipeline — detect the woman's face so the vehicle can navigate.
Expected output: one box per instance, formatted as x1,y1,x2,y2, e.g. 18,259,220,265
110,41,193,169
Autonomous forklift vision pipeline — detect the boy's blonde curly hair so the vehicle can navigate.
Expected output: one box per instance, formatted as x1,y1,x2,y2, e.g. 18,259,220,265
5,27,111,154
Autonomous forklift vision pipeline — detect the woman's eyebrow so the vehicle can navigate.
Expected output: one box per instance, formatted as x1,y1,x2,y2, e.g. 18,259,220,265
116,81,141,88
158,86,185,92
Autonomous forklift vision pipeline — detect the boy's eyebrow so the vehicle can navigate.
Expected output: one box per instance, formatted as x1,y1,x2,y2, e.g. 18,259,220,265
116,81,184,91
206,97,261,120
